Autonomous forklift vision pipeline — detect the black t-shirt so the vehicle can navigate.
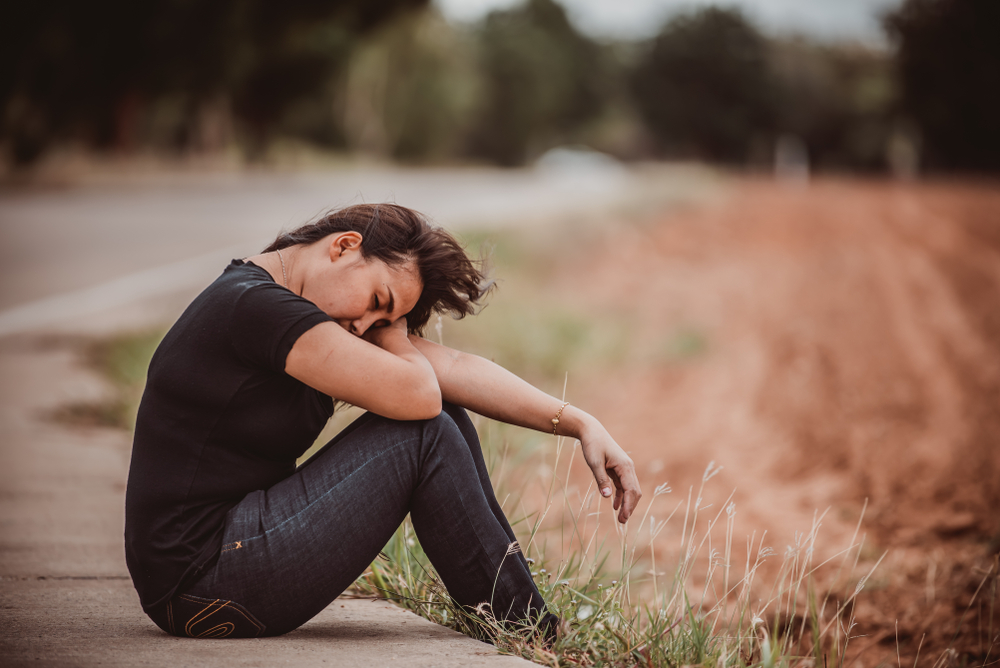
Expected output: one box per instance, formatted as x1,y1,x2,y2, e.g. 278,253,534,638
125,260,334,611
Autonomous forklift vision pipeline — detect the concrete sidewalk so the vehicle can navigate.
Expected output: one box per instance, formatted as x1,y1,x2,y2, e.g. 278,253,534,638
0,335,532,667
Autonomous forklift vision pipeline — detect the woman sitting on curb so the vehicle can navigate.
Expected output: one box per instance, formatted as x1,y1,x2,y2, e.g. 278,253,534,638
124,203,641,641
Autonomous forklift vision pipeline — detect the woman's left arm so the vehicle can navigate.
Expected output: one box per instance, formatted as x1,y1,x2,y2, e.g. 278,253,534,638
410,336,642,523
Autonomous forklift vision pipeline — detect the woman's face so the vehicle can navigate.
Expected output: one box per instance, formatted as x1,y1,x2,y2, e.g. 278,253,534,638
305,240,422,337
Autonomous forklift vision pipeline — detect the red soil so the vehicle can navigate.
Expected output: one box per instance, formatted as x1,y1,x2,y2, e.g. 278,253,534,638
553,177,1000,667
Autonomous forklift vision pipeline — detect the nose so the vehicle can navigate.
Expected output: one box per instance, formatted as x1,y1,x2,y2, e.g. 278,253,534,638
349,314,377,337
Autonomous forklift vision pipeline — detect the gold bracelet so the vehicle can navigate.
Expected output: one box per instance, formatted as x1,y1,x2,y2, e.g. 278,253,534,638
551,401,570,435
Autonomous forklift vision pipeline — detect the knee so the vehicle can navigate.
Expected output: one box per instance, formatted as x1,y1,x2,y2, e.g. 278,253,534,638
441,401,474,432
423,409,460,439
412,410,466,462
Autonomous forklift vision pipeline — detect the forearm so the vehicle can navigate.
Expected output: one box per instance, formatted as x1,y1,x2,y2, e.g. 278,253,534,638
410,335,642,522
409,336,598,439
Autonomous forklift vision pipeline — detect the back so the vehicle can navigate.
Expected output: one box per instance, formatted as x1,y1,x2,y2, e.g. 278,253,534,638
125,260,333,611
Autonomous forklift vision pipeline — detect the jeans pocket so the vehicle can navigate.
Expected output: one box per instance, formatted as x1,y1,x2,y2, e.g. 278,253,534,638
166,593,266,639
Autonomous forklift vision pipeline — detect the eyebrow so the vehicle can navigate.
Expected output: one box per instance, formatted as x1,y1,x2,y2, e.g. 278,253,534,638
386,287,395,315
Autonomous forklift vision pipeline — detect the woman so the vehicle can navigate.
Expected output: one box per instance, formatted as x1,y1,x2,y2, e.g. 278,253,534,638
125,203,641,641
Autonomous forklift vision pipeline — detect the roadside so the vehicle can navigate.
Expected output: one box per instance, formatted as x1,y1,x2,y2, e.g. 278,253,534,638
0,332,534,666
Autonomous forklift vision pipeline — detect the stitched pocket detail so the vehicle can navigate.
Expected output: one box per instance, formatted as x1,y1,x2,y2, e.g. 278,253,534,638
166,593,266,639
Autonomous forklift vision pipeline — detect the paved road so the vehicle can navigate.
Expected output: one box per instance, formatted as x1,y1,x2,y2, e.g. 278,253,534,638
0,164,703,335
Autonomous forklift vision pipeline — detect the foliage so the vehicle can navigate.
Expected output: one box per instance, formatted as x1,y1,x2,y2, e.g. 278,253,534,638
630,8,775,163
341,8,481,162
885,0,1000,172
462,0,610,166
768,40,895,171
6,0,993,174
0,0,427,163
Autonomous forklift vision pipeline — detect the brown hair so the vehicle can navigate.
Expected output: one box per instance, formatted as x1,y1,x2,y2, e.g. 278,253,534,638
263,203,492,333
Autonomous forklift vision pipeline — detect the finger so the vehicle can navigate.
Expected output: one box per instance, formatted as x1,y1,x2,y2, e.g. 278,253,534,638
617,467,642,523
587,458,613,499
609,469,623,511
606,461,640,523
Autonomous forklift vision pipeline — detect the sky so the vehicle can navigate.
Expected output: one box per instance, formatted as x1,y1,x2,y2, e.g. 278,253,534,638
434,0,905,44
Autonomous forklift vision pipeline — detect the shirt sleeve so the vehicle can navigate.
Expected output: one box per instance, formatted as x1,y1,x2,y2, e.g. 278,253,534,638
228,282,333,374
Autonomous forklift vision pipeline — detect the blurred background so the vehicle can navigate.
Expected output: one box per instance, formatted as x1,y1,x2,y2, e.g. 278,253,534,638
1,0,998,666
1,0,997,173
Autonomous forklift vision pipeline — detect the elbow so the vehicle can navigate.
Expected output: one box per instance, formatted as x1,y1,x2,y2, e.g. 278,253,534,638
396,376,441,421
419,395,443,421
415,381,443,420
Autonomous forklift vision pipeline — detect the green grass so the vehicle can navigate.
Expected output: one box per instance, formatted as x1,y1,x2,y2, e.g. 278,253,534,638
52,329,165,430
351,438,883,667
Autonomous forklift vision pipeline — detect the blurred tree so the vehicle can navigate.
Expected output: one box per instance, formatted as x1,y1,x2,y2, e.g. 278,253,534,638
341,8,480,162
0,0,427,165
769,40,895,171
464,0,607,166
631,8,775,162
885,0,1000,172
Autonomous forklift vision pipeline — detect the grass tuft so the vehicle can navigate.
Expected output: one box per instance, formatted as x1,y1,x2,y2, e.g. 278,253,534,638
352,429,883,667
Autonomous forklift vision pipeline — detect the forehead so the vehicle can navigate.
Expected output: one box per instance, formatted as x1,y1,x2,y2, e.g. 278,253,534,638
371,258,422,300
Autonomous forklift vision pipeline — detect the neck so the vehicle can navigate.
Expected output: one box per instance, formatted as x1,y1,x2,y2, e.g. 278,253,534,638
247,249,292,290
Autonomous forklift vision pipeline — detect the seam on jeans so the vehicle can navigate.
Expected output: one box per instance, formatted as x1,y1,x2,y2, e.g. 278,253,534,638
178,594,265,636
228,437,421,547
167,600,175,635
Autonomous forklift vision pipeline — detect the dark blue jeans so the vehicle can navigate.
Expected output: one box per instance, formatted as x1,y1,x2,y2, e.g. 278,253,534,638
147,403,556,638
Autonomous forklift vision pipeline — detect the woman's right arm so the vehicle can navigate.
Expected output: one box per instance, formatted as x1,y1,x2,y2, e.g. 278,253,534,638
284,318,441,421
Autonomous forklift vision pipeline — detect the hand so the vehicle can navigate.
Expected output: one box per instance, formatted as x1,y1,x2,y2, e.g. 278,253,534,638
578,423,641,524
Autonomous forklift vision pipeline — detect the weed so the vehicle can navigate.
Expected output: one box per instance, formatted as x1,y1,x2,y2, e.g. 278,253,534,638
352,425,883,667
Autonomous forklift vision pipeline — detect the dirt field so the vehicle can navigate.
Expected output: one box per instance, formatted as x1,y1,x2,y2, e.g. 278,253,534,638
546,178,1000,666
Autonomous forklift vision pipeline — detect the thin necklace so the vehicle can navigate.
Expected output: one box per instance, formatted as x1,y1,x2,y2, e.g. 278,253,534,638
276,248,288,287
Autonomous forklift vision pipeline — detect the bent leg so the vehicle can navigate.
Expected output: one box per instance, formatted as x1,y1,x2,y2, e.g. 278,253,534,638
182,408,553,636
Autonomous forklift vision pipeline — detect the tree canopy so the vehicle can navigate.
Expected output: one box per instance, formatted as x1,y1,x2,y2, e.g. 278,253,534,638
1,0,426,163
885,0,1000,171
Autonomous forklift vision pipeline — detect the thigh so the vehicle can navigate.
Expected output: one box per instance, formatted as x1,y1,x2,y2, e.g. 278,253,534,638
184,411,435,636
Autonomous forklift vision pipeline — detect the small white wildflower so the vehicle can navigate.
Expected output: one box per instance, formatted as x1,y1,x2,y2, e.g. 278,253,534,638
726,501,736,517
758,546,775,559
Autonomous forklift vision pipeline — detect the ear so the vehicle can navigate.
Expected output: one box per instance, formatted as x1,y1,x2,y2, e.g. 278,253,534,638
328,232,363,261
